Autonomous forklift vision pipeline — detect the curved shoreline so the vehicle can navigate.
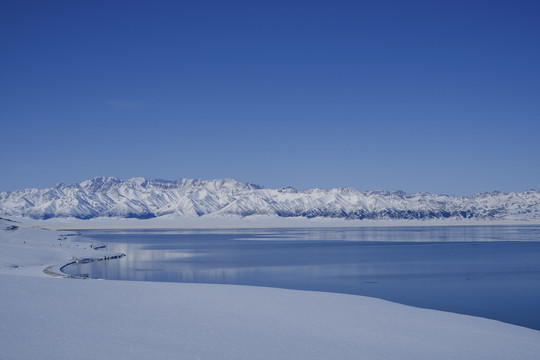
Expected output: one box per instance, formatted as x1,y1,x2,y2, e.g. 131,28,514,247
43,253,125,279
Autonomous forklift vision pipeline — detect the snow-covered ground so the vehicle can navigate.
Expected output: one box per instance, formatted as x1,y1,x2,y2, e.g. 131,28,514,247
13,213,540,230
2,218,540,359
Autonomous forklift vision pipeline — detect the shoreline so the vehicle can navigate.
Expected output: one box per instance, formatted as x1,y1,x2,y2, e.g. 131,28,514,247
45,252,126,279
11,215,540,231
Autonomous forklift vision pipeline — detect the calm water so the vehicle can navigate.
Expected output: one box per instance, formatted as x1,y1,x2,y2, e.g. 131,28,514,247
64,226,540,330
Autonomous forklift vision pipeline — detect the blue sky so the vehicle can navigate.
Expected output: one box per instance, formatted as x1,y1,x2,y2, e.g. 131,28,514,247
1,0,539,195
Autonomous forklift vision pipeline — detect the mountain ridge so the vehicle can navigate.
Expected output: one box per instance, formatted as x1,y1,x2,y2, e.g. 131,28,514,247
0,177,538,221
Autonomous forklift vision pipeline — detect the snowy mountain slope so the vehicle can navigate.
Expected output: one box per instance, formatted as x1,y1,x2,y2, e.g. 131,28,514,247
0,177,539,220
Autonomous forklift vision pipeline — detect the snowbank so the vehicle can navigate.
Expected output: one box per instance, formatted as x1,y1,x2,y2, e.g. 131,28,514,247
1,220,540,359
14,213,540,230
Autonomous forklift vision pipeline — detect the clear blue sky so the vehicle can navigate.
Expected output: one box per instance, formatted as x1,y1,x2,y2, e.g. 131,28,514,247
1,0,539,195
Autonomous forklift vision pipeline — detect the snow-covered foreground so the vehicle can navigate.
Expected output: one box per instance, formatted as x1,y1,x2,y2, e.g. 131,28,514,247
2,220,540,359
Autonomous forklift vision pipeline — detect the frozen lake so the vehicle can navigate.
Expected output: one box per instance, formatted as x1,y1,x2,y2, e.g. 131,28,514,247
64,226,540,330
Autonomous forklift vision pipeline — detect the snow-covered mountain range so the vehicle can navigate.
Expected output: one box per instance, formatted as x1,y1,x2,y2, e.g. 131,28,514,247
0,177,539,221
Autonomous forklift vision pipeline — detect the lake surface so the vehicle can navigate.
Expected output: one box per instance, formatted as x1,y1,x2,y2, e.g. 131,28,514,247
63,226,540,330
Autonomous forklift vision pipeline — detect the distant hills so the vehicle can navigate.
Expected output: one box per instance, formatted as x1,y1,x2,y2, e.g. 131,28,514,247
0,177,538,221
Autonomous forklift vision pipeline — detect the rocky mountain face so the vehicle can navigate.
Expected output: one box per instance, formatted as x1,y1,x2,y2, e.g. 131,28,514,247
0,177,538,221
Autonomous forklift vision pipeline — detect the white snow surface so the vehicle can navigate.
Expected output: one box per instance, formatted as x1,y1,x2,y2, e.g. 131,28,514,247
2,219,540,359
1,176,539,221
